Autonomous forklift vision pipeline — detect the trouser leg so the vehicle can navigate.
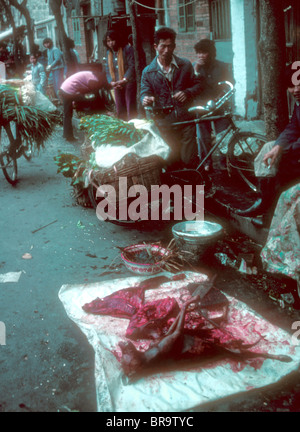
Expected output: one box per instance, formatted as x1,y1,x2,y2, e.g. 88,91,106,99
125,82,137,121
62,94,74,139
180,124,197,164
114,87,127,120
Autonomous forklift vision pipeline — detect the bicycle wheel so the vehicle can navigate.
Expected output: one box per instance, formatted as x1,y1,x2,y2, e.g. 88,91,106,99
227,131,267,192
0,152,18,185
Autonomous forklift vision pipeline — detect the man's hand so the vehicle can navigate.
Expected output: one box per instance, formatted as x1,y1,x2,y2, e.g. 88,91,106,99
142,96,155,106
173,91,187,103
263,144,283,168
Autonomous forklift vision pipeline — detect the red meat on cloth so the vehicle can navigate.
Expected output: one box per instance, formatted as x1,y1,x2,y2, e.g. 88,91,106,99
82,286,145,319
126,297,180,340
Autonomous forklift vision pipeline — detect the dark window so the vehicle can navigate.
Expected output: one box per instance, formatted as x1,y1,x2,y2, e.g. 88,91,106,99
178,0,195,33
210,0,231,40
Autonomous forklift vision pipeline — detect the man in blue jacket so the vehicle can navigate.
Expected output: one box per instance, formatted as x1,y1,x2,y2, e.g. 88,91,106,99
43,38,65,97
235,63,300,222
141,27,204,165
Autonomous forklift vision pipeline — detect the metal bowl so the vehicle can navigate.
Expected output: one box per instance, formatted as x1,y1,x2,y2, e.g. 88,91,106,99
172,221,223,263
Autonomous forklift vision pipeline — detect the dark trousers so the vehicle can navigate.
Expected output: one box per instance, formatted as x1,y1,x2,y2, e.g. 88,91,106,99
114,82,137,121
158,123,197,165
60,91,77,140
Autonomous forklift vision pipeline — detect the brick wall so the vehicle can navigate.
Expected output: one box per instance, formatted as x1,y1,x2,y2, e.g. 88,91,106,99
168,0,210,64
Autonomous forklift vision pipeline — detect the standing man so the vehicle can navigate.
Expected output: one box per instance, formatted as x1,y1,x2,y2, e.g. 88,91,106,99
140,27,204,166
43,38,64,97
193,39,233,170
60,70,108,142
29,53,47,94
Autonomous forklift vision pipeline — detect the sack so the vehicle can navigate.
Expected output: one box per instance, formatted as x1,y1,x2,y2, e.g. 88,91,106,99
35,90,57,112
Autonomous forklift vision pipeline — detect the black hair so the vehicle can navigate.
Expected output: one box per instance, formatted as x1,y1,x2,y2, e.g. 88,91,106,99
194,39,216,59
103,29,123,49
43,37,53,47
66,37,75,49
154,27,176,45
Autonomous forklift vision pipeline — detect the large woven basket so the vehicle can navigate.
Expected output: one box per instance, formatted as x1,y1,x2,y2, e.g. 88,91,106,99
90,153,164,198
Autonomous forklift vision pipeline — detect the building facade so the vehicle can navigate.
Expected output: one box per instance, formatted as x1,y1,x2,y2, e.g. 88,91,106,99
5,0,300,120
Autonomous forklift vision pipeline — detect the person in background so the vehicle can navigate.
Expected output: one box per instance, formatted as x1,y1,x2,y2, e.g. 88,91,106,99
29,53,47,94
103,29,137,120
128,33,146,71
140,27,204,166
193,39,232,170
43,37,64,97
59,70,108,142
234,63,300,226
65,38,80,78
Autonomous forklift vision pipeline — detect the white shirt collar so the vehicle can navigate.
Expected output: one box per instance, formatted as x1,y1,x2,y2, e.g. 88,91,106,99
157,56,178,81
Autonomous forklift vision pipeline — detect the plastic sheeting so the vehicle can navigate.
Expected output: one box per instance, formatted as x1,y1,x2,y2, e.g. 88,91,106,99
261,183,300,283
94,119,171,169
58,272,300,412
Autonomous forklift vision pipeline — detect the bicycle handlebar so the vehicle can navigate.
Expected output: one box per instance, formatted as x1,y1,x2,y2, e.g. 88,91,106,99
144,81,235,121
188,81,235,117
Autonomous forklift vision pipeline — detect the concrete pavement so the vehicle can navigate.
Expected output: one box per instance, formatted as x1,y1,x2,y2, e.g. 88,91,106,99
0,123,299,412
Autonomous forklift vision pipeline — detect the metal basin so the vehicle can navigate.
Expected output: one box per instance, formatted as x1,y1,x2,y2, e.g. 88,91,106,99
172,221,223,264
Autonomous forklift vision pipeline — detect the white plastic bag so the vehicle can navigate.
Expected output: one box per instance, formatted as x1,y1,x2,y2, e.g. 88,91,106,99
94,119,171,169
35,90,57,113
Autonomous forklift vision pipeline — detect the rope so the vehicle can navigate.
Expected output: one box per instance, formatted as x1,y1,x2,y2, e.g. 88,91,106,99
131,0,199,12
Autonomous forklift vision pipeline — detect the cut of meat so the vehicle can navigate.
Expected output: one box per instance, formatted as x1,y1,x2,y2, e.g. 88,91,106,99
126,297,180,340
82,286,145,318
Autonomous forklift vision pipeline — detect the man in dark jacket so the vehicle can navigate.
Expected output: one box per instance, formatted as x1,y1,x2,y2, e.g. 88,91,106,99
235,63,300,222
193,39,233,170
140,27,204,165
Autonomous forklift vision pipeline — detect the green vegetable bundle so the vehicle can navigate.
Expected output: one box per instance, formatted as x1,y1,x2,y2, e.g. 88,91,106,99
79,114,146,148
54,151,98,187
0,84,59,149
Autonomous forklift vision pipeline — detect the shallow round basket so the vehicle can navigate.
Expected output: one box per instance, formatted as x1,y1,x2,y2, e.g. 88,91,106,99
121,244,170,275
172,221,223,264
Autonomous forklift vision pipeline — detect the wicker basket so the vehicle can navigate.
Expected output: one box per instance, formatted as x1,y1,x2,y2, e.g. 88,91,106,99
90,153,164,199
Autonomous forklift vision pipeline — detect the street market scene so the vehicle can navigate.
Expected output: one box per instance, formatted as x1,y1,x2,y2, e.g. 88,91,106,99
0,0,300,414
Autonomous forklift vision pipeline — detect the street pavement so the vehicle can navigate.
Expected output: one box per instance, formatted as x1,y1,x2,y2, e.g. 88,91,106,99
0,124,299,412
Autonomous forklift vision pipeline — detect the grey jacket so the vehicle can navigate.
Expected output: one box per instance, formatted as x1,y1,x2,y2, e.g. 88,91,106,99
140,55,204,121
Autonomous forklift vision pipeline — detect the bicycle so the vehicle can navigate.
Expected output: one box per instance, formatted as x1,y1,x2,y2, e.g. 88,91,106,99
88,81,267,225
147,81,267,193
0,120,34,185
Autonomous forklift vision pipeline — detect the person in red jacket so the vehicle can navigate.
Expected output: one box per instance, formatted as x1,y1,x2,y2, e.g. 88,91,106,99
60,70,108,142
